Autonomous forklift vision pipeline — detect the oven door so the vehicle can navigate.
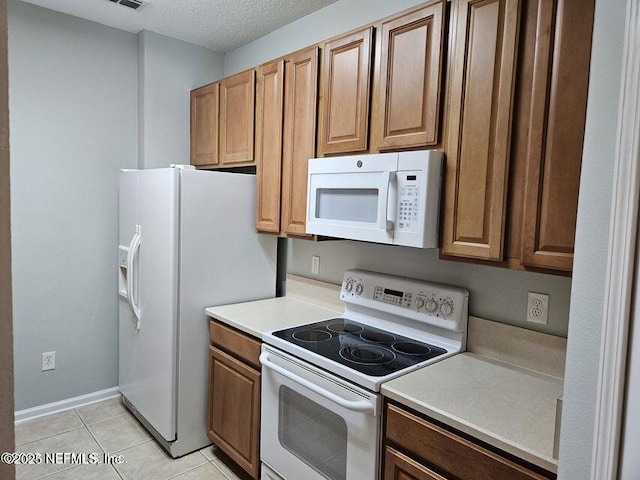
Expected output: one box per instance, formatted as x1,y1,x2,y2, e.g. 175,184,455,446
260,345,381,480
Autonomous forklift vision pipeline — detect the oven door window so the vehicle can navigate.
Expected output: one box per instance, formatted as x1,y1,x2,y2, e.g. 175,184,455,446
278,385,348,480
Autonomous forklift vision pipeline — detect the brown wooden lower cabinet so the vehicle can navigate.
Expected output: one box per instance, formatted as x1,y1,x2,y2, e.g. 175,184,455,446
208,321,261,479
384,403,556,480
385,446,448,480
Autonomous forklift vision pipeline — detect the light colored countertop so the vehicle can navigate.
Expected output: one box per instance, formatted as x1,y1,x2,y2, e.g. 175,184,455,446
205,276,565,473
381,352,563,473
205,296,340,338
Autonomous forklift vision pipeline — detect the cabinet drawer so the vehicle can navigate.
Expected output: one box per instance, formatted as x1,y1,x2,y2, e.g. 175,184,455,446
209,321,261,369
385,404,552,480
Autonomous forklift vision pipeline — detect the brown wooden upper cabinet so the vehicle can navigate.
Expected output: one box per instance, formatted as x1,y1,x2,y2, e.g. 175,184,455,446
190,82,219,167
519,0,594,271
319,27,373,155
255,60,285,233
441,0,594,273
220,70,256,165
375,0,445,150
281,47,319,236
441,0,520,261
255,47,319,237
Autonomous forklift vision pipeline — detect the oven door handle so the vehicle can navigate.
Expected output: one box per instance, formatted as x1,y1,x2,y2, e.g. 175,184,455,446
260,352,375,414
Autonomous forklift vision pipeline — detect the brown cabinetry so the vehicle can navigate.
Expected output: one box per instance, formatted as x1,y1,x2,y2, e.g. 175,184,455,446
208,321,261,479
281,47,319,236
441,0,594,272
319,27,373,155
255,47,319,237
441,0,520,261
220,70,256,165
384,403,555,480
375,0,445,150
190,82,219,167
255,60,285,233
519,0,594,271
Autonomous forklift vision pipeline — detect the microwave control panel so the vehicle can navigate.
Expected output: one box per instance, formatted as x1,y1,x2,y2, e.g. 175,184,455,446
396,172,422,232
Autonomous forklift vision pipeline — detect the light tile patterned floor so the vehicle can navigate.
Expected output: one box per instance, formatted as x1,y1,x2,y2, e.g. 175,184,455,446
14,396,248,480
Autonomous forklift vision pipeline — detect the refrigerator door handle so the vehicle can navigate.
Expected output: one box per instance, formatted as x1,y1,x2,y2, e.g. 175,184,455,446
127,227,142,330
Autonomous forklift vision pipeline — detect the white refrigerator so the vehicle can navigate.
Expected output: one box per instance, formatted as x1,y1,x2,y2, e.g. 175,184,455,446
118,166,277,458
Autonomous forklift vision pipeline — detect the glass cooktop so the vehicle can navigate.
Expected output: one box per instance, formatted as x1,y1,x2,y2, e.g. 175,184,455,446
272,318,447,377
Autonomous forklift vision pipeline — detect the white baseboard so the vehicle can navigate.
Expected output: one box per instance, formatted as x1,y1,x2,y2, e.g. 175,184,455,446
14,387,121,424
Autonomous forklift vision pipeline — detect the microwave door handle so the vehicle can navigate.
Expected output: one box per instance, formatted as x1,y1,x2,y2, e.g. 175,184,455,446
381,171,396,231
260,352,375,414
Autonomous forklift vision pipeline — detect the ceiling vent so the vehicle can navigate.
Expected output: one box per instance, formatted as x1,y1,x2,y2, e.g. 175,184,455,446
107,0,148,11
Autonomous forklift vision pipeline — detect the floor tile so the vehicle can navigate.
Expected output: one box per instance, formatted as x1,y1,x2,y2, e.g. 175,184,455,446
15,410,84,447
198,444,217,462
42,462,121,480
209,451,249,480
87,413,151,453
114,440,207,480
15,428,102,480
199,444,241,478
76,397,127,425
168,463,227,480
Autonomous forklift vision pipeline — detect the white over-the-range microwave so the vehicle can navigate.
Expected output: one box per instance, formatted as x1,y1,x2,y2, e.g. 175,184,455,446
305,150,443,248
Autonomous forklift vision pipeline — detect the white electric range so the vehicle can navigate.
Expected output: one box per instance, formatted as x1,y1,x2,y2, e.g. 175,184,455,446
260,269,469,480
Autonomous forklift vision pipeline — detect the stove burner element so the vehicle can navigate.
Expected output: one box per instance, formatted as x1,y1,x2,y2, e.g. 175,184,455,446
327,321,364,334
360,331,396,343
339,345,396,365
392,342,433,356
292,330,332,342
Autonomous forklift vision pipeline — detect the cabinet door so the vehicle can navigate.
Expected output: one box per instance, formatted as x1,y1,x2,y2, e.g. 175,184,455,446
220,70,256,165
520,0,594,271
377,1,445,150
281,47,319,236
255,60,285,233
441,0,520,260
208,346,260,479
384,446,448,480
320,27,373,155
190,83,219,167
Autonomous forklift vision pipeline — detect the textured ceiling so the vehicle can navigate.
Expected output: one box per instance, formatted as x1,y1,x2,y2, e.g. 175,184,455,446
21,0,339,52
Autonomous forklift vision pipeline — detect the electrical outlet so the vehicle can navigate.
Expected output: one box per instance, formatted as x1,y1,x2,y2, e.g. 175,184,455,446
41,351,55,371
527,293,549,325
311,255,320,275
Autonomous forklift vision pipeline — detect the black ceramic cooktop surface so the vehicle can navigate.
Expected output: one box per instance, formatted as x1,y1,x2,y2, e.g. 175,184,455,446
272,318,447,377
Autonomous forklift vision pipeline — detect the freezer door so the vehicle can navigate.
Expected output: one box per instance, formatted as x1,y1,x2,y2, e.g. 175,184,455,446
119,168,178,442
175,169,277,453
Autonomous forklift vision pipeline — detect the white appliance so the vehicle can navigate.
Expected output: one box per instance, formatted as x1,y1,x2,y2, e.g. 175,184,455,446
305,150,443,248
260,269,468,480
118,165,277,458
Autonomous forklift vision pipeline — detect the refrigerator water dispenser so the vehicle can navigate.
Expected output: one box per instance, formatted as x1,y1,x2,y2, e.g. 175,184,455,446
118,245,129,297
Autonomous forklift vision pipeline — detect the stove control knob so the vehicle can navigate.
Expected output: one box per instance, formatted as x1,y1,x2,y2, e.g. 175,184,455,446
356,283,364,295
345,281,354,293
426,299,438,313
415,297,425,309
440,301,454,316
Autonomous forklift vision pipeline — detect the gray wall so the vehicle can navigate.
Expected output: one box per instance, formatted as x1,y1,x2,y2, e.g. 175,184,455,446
138,30,224,169
289,240,572,336
1,0,15,477
558,0,626,478
8,1,223,410
8,0,138,409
